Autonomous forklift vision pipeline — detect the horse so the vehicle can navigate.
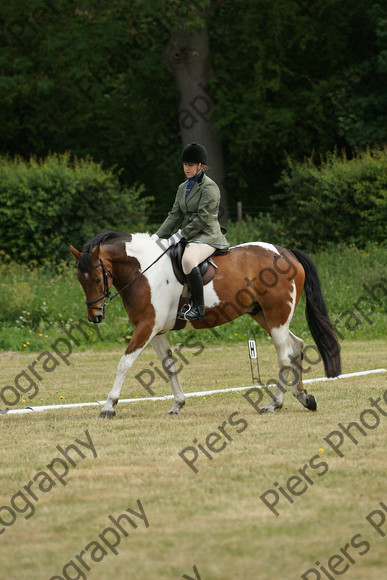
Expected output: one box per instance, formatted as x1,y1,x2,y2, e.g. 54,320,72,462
69,230,341,418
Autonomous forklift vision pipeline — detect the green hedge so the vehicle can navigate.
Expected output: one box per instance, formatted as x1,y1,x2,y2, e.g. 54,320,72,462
273,146,387,250
0,153,152,263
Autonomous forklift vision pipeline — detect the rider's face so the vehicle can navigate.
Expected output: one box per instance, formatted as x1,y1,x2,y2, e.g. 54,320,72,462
183,163,201,179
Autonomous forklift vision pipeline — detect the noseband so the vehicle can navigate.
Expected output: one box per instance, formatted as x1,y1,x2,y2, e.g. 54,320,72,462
84,259,113,311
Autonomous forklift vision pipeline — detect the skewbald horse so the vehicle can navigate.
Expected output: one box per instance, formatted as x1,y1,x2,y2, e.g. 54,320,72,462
69,230,341,418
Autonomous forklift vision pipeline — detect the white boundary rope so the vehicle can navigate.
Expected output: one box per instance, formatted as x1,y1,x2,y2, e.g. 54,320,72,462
1,368,385,416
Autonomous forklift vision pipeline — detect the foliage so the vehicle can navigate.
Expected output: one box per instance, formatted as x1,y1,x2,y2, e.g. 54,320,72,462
0,243,385,352
274,147,387,249
209,0,386,209
226,214,290,247
331,9,387,147
0,0,180,200
0,153,151,263
0,1,386,220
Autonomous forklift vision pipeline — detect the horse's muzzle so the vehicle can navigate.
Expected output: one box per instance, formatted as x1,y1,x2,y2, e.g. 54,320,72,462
91,313,104,324
87,305,105,324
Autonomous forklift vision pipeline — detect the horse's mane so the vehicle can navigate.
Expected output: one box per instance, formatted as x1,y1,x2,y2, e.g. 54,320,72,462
79,229,132,271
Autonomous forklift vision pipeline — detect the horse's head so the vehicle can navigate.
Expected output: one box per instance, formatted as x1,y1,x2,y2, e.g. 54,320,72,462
69,243,113,323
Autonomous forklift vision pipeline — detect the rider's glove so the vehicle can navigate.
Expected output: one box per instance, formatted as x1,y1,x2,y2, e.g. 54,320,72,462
167,230,182,246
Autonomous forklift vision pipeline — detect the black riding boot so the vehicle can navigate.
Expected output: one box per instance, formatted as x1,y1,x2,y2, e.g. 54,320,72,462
178,266,205,321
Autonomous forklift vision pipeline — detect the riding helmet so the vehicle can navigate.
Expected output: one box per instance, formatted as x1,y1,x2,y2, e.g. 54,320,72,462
179,143,208,164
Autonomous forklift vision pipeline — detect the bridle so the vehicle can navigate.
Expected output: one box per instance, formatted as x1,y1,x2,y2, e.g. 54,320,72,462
84,258,113,312
83,244,172,313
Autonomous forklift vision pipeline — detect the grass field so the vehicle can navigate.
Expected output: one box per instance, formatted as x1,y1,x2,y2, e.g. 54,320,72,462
0,338,386,580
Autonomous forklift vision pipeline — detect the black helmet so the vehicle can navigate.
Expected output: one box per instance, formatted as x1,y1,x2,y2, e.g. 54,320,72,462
179,142,208,164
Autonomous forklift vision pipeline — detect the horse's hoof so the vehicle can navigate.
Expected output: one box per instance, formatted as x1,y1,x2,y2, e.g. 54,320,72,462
168,401,185,415
99,410,116,419
260,405,277,414
305,395,317,411
260,400,282,413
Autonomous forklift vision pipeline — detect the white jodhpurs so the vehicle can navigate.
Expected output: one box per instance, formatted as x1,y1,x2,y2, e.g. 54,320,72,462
182,242,215,275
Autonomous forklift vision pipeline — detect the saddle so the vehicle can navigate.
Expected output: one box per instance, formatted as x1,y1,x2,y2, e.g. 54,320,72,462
169,241,230,330
169,241,218,286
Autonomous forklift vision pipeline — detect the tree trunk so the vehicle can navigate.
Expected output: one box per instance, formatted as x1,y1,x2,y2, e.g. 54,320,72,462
165,24,229,223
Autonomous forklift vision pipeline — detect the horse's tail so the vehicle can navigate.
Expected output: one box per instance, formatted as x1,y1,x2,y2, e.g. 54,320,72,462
290,248,341,378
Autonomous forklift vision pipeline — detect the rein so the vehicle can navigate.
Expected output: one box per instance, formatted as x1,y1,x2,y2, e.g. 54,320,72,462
84,244,172,310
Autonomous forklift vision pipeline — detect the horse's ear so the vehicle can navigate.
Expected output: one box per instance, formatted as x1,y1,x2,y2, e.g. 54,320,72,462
90,245,100,260
68,244,82,262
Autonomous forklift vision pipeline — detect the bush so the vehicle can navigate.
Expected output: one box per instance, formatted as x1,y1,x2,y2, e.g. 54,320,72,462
274,146,387,250
226,213,289,247
0,153,152,263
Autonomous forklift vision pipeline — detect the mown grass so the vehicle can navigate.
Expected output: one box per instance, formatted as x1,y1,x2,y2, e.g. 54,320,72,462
0,341,386,580
0,243,386,353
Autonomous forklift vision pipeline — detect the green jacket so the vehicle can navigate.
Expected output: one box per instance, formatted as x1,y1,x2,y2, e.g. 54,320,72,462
156,173,229,249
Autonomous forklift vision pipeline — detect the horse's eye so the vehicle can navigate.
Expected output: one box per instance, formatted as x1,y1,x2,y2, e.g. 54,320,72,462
96,278,102,284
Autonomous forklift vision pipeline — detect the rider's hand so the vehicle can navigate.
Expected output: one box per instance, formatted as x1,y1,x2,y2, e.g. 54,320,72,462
167,230,182,246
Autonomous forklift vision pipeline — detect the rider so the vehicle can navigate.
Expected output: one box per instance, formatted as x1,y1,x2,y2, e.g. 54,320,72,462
152,142,229,321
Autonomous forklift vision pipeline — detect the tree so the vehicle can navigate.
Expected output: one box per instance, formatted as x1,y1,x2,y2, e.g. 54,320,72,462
0,0,180,210
162,0,229,221
209,0,387,212
0,0,386,227
331,6,387,148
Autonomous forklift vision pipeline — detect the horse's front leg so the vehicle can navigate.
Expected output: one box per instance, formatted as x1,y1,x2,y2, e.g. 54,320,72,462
151,334,185,414
99,325,154,419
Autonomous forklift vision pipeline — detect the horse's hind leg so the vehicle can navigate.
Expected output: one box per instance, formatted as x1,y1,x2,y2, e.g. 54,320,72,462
260,325,294,412
249,311,290,412
289,331,317,411
260,328,317,412
151,334,185,414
